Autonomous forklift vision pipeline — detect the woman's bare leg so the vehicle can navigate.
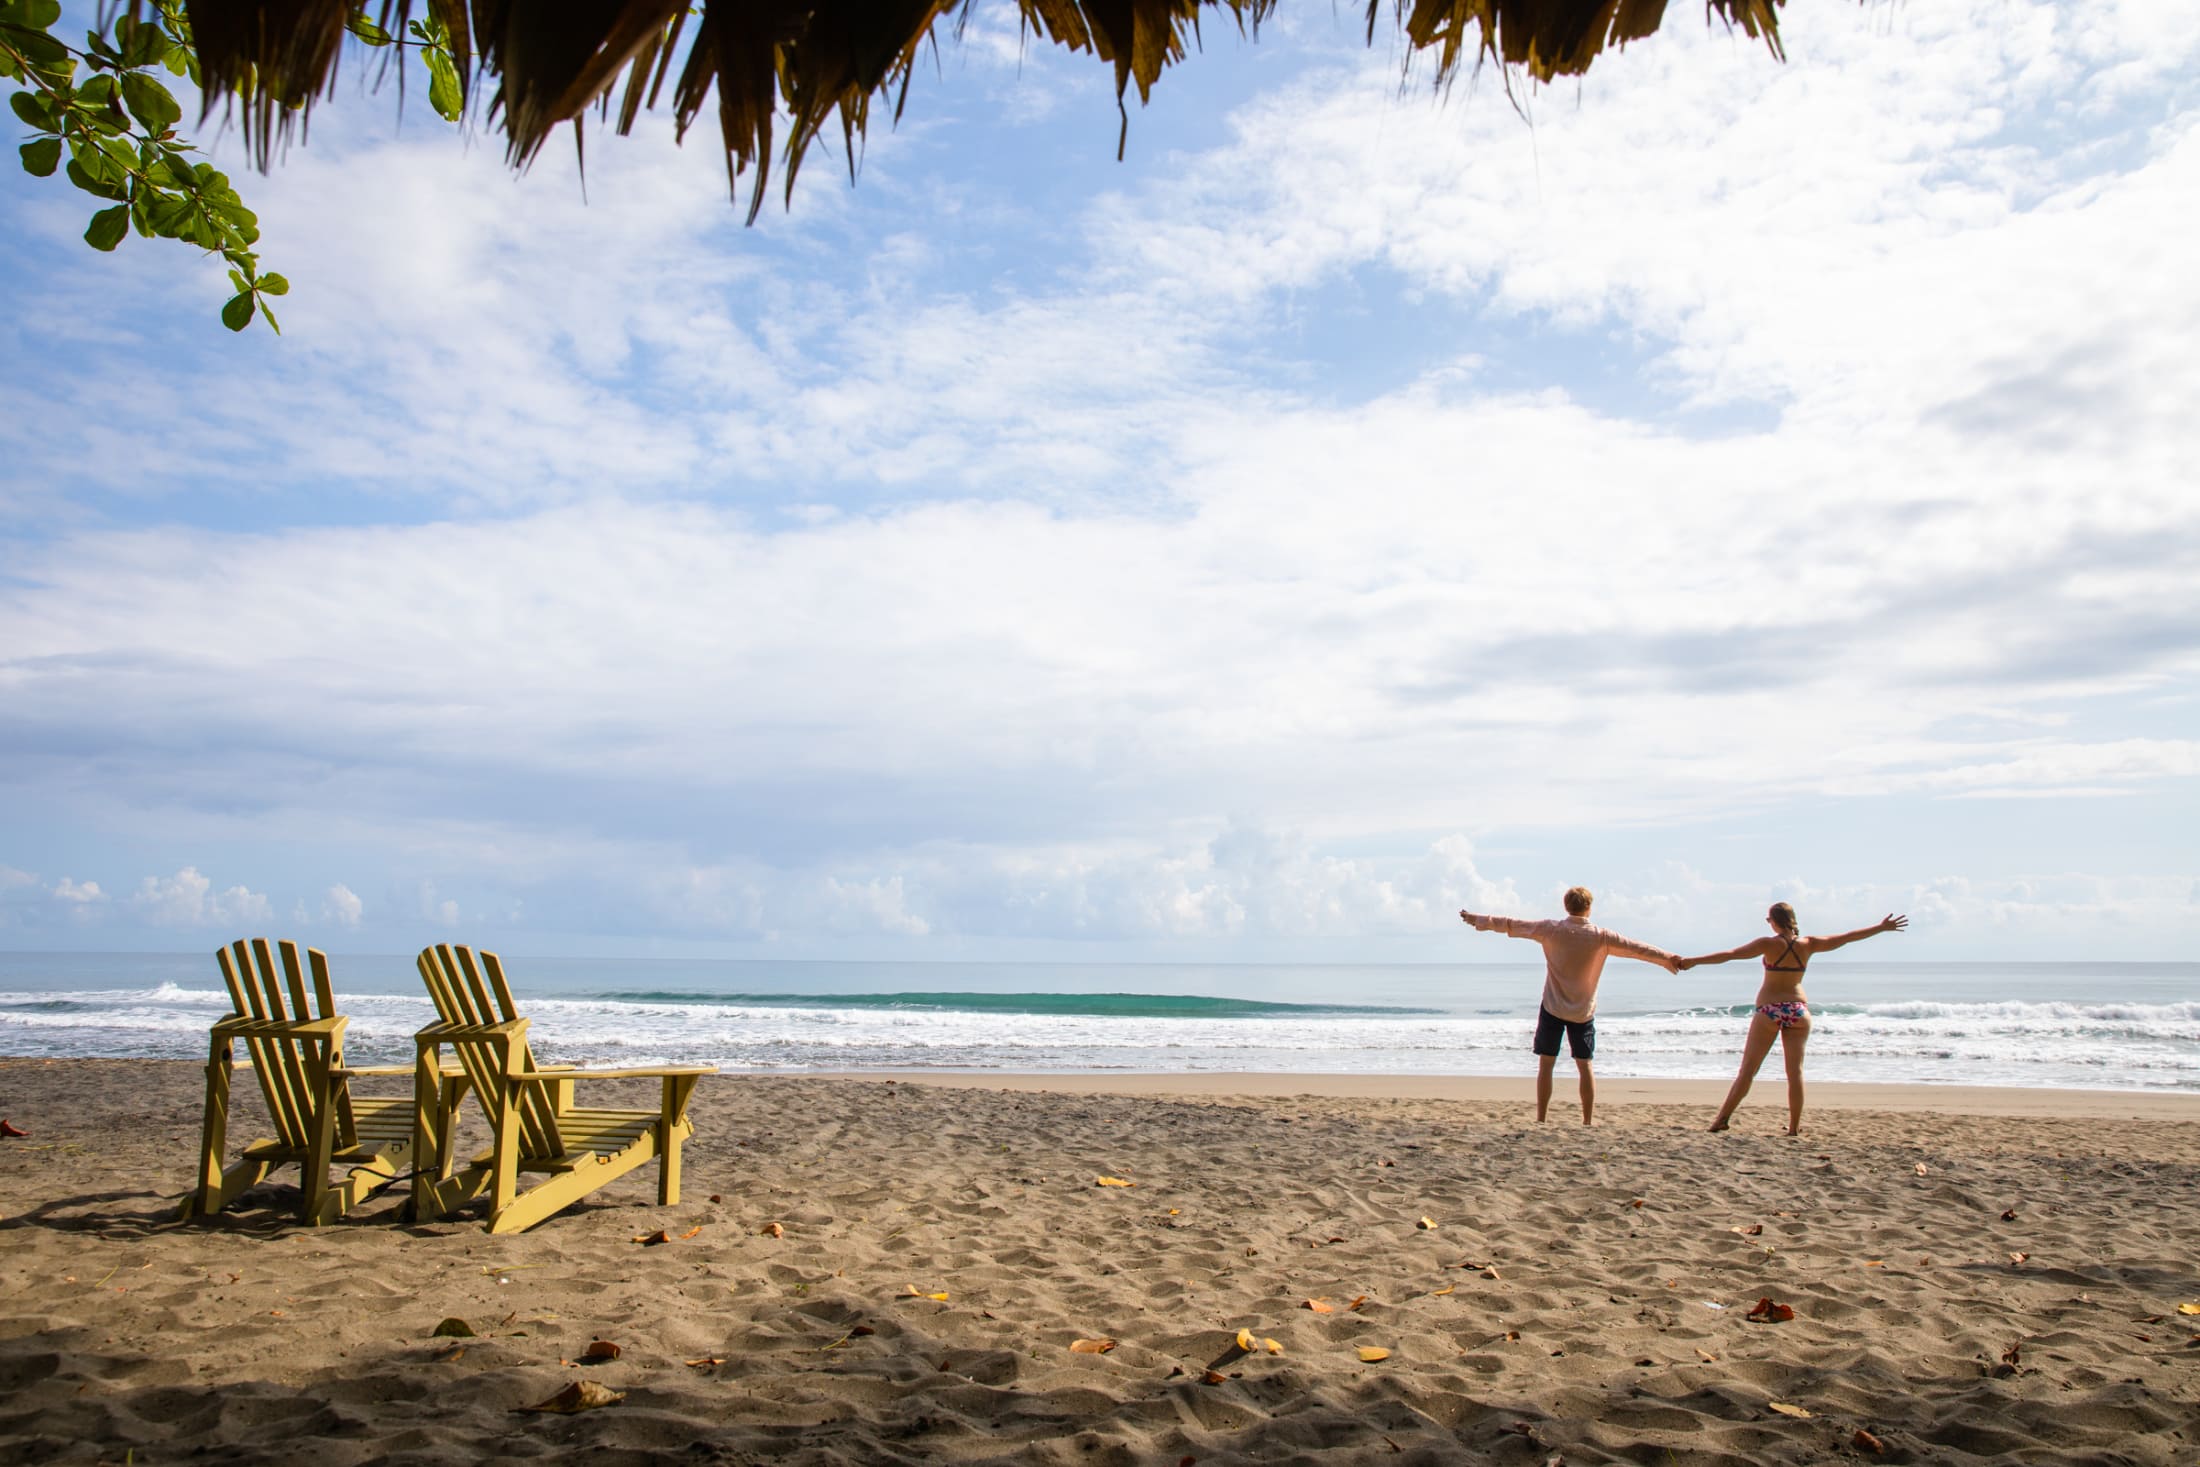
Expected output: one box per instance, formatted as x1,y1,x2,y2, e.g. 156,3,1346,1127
1780,1017,1811,1134
1710,1014,1779,1132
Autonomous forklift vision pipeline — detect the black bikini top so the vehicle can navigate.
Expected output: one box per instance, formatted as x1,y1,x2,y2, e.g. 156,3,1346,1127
1764,936,1806,972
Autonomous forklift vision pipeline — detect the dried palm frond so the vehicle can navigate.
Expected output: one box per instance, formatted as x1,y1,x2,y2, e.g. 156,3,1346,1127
160,0,1791,217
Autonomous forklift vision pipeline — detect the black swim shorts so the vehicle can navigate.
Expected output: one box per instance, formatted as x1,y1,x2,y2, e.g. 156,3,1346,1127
1532,1005,1595,1060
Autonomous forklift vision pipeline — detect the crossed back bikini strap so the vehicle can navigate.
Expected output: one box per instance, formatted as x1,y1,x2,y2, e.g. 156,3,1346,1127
1765,936,1806,972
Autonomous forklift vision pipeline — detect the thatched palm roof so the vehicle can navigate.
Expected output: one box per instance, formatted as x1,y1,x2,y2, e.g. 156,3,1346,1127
172,1,1786,219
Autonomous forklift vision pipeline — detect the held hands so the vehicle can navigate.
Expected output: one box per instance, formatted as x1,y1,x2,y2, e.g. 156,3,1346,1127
1675,956,1696,972
1880,913,1909,933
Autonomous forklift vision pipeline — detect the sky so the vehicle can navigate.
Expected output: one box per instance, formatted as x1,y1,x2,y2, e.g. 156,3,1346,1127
2,1,2196,961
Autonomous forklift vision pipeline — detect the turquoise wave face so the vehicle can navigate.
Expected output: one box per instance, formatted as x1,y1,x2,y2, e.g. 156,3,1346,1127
591,990,1441,1019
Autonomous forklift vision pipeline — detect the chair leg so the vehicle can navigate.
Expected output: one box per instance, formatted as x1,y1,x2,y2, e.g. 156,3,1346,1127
188,1040,235,1220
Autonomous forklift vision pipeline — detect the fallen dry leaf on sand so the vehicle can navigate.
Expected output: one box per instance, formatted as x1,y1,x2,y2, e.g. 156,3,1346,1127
1070,1338,1117,1354
2178,1303,2200,1316
1915,1163,1930,1176
433,1345,465,1363
1262,1338,1284,1355
1631,1199,1646,1209
1348,1295,1370,1312
1095,1176,1135,1187
1431,1286,1455,1298
1768,1402,1812,1419
2001,1341,2023,1368
684,1356,725,1369
1205,1330,1255,1370
2001,1208,2018,1221
904,1286,949,1301
708,1193,723,1204
1201,1370,1229,1385
1302,1298,1334,1313
1358,1347,1392,1363
519,1381,624,1413
2010,1252,2030,1265
579,1340,621,1362
1731,1224,1764,1237
634,1230,672,1246
1746,1298,1795,1324
760,1222,785,1238
680,1225,703,1240
1695,1347,1718,1362
1852,1428,1886,1454
432,1317,476,1338
1417,1216,1438,1230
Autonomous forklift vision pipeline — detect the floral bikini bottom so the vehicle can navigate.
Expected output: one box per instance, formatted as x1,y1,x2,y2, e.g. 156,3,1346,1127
1757,1000,1809,1029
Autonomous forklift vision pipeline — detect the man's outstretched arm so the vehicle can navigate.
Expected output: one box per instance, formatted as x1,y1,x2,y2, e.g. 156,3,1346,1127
1604,932,1682,974
1459,909,1533,937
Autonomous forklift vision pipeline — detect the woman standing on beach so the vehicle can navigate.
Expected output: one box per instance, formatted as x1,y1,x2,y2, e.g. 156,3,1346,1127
1680,905,1908,1135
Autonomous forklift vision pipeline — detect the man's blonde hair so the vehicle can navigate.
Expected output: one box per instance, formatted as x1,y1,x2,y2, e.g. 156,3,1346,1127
1563,886,1593,916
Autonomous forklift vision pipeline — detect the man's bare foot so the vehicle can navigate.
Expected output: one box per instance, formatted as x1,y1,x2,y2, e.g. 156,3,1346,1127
1707,1120,1730,1133
0,1118,26,1138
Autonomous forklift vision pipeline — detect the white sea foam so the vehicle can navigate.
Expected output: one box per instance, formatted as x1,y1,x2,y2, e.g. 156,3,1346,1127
3,967,2195,1090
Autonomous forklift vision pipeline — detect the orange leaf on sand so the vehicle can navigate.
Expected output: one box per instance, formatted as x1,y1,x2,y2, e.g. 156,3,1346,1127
1864,1259,1885,1268
2000,1208,2018,1221
519,1381,624,1413
1631,1199,1646,1209
1731,1224,1763,1237
634,1230,672,1246
434,1345,465,1363
1358,1347,1392,1363
684,1357,725,1369
1745,1298,1795,1324
1914,1163,1929,1176
1096,1176,1135,1188
1853,1428,1887,1455
1768,1402,1812,1419
580,1340,620,1362
903,1286,949,1301
1302,1299,1335,1313
2009,1252,2029,1265
1695,1348,1718,1362
1431,1286,1455,1297
2177,1303,2200,1316
1070,1338,1117,1354
1201,1370,1229,1385
680,1226,703,1240
1348,1296,1370,1312
1417,1217,1438,1230
760,1223,785,1238
1262,1338,1285,1355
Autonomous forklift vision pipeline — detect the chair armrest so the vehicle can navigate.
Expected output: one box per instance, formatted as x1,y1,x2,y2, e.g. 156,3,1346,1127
214,1016,345,1038
414,1019,528,1042
511,1065,718,1083
335,1062,466,1078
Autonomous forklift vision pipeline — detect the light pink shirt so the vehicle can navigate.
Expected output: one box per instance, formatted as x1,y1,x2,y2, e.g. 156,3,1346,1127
1474,915,1671,1023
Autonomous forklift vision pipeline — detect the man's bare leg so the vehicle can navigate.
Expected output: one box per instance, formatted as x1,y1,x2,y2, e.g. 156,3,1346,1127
1535,1054,1556,1122
1576,1058,1595,1125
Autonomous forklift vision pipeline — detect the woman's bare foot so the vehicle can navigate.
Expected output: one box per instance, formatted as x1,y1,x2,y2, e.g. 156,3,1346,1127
0,1118,26,1138
1707,1120,1730,1133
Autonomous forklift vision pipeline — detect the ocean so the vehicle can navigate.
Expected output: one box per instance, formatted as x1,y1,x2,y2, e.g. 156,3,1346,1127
0,952,2194,1092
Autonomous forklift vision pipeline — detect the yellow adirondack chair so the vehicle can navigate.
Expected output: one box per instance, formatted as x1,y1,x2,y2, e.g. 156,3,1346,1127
183,938,451,1226
410,944,716,1234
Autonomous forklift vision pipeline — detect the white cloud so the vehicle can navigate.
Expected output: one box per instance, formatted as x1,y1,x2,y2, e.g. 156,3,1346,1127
321,883,364,927
127,867,272,928
49,877,104,904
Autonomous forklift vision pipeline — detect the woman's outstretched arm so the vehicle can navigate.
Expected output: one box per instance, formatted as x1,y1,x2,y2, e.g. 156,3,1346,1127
1676,937,1775,971
1809,913,1908,954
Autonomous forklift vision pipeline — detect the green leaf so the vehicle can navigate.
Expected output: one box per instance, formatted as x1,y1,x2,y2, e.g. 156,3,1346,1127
83,203,129,251
18,136,60,176
77,72,117,109
9,88,57,130
121,72,181,133
257,300,280,335
146,192,195,236
163,47,187,76
425,48,463,121
221,291,256,331
64,156,128,201
257,272,289,296
1,1,65,28
115,14,168,69
346,13,393,46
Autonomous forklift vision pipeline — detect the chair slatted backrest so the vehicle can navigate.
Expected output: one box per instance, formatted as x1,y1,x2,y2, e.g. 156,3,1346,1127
417,944,566,1158
214,938,347,1150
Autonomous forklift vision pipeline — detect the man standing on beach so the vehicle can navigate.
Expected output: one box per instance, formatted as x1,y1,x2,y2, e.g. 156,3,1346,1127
1459,887,1679,1125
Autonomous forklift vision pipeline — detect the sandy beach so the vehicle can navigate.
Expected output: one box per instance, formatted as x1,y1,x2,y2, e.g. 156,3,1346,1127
3,1060,2198,1464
